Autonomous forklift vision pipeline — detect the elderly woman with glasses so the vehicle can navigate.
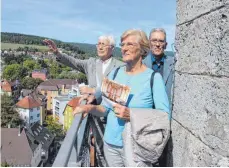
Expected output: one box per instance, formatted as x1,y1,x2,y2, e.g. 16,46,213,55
73,29,170,167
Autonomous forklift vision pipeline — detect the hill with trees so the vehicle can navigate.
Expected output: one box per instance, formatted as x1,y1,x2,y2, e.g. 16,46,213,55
1,32,174,58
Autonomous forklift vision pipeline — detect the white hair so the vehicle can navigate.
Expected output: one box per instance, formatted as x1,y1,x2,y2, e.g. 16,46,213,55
149,28,167,42
98,35,116,46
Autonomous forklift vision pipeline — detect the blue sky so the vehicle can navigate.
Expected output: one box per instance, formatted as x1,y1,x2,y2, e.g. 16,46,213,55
2,0,176,50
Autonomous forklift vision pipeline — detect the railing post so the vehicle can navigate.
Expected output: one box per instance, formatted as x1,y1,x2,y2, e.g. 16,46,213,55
52,100,87,167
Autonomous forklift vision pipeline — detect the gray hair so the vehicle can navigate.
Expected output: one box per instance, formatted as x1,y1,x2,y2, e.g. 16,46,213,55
149,28,167,42
98,35,116,47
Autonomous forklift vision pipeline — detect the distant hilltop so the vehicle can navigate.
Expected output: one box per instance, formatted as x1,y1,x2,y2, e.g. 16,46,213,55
1,32,174,58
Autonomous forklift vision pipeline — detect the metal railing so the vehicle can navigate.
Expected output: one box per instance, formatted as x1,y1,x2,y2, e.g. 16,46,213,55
52,101,88,167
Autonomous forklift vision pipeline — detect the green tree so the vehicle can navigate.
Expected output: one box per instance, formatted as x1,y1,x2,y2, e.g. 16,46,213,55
1,161,10,167
61,65,71,72
34,63,42,70
49,62,62,78
1,94,22,128
76,72,87,84
21,77,43,90
45,116,65,138
3,64,27,81
37,59,48,68
23,60,36,72
58,71,78,79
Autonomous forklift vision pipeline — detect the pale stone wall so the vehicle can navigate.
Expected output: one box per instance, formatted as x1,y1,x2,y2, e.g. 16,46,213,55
170,0,229,166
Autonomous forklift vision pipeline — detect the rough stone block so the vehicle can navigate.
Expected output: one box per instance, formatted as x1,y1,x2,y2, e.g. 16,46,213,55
170,120,229,167
172,73,229,157
176,0,228,25
175,5,229,77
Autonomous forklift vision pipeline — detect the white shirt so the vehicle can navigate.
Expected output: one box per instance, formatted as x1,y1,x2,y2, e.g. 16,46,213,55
101,57,112,74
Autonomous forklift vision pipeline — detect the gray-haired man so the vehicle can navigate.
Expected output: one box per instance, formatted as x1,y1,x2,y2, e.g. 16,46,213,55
143,28,175,105
143,28,175,166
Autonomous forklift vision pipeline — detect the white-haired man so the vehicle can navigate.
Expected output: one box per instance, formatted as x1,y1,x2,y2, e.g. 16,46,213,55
44,35,124,104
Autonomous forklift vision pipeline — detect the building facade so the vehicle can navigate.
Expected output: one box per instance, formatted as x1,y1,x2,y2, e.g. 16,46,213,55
32,69,47,81
37,79,78,112
16,96,41,125
63,97,81,131
52,96,72,125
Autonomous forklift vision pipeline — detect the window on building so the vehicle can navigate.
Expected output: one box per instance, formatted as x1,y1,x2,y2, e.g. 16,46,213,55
37,114,40,118
30,108,33,112
34,131,38,136
30,116,33,120
55,107,59,112
37,107,39,110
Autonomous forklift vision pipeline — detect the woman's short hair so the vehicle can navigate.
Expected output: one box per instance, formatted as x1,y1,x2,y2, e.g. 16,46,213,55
98,35,116,47
121,29,150,57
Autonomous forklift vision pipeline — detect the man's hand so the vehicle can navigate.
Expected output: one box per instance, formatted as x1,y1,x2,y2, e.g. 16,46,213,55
43,39,59,54
79,86,95,95
79,94,96,104
113,103,130,121
73,105,93,118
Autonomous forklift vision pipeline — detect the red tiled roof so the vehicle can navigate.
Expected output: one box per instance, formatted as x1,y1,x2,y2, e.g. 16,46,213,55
67,97,81,110
1,80,12,92
16,96,41,109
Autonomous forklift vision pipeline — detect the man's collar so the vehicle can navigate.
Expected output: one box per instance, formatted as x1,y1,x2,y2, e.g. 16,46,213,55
151,53,166,63
100,56,112,64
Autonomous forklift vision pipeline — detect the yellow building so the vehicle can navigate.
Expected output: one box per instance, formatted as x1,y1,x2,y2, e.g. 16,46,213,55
63,97,81,131
37,79,78,112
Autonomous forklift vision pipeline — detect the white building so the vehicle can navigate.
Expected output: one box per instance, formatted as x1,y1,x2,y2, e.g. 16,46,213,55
16,96,41,125
52,96,72,125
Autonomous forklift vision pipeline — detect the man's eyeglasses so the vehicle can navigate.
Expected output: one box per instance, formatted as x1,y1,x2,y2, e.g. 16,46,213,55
150,39,166,45
96,43,112,47
119,42,138,49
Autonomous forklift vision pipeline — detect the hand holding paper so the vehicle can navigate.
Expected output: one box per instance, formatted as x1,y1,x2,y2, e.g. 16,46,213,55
101,78,131,106
113,103,130,121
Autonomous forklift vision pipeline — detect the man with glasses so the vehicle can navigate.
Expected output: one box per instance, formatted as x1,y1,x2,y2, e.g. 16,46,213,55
143,28,175,103
143,28,175,166
43,36,123,103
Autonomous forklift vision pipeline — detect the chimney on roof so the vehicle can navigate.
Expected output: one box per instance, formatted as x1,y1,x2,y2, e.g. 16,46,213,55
18,125,22,136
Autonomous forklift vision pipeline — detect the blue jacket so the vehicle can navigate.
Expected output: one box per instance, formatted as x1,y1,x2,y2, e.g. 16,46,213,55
143,53,176,104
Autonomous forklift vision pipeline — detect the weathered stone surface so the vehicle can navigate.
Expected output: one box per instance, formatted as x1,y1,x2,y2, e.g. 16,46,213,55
170,120,229,166
176,0,228,25
172,73,229,157
175,5,229,77
173,0,229,166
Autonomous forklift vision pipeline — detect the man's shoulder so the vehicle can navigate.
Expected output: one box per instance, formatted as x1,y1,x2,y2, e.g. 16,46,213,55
87,57,98,64
164,55,175,65
112,57,125,66
88,57,97,61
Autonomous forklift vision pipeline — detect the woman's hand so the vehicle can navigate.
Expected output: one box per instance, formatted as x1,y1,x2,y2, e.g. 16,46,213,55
79,94,96,104
73,105,92,118
43,39,59,54
79,86,95,95
113,103,130,121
